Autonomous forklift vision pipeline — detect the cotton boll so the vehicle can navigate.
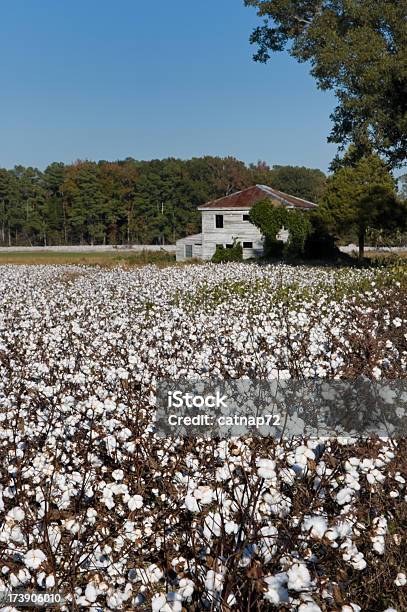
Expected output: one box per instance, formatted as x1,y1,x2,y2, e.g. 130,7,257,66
111,469,124,481
45,575,55,589
287,563,312,591
336,488,354,506
85,583,98,603
263,573,289,604
394,572,406,586
302,516,328,540
184,495,200,512
298,602,322,612
6,507,25,522
256,458,277,480
127,495,143,511
193,485,214,505
204,570,224,593
24,549,47,570
178,578,194,599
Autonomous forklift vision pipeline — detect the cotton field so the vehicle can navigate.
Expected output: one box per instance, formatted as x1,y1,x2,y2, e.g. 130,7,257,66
0,262,406,612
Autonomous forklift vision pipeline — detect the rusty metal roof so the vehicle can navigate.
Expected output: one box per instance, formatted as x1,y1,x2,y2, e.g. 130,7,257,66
197,185,317,211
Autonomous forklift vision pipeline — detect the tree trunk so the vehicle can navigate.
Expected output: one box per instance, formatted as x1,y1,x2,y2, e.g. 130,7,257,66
62,202,67,244
358,228,365,260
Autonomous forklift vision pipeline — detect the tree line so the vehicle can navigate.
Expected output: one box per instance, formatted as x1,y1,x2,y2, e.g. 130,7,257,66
0,158,326,247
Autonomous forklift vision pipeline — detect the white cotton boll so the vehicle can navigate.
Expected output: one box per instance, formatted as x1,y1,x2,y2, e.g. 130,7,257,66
280,467,296,484
325,528,338,542
103,497,115,510
225,521,239,534
336,488,354,506
178,578,194,599
203,512,222,540
6,507,25,522
128,495,143,511
287,563,312,591
184,495,200,512
302,516,328,539
227,593,237,606
147,564,163,583
204,570,224,593
350,554,367,570
193,485,214,505
151,594,167,611
216,464,234,481
86,507,97,521
112,469,124,481
256,458,276,479
45,575,55,589
24,549,47,570
258,525,278,561
16,569,30,585
9,573,20,588
372,366,382,379
395,572,406,586
85,583,98,603
263,573,289,604
372,537,385,554
298,602,322,612
106,593,122,608
341,605,362,612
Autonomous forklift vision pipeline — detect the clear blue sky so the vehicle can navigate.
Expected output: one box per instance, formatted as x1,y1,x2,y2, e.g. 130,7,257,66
0,0,339,173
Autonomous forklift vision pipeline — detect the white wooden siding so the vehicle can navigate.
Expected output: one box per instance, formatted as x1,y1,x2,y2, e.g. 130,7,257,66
175,234,203,261
201,209,264,260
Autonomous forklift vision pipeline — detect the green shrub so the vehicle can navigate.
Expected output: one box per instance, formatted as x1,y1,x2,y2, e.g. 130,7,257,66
212,241,243,263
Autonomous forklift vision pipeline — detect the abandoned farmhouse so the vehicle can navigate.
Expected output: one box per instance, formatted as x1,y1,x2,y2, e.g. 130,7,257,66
176,184,317,261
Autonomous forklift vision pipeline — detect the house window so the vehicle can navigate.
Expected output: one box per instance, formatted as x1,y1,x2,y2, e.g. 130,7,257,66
215,214,224,228
243,241,253,249
185,244,193,258
243,214,250,222
225,244,233,249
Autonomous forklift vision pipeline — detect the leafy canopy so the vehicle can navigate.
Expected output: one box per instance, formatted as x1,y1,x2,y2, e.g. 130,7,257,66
245,0,407,167
320,154,406,256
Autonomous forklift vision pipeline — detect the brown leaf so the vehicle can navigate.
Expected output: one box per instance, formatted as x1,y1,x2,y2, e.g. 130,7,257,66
246,561,264,579
332,583,344,604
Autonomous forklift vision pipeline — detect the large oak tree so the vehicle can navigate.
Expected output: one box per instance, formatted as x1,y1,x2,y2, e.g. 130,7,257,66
245,0,407,167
